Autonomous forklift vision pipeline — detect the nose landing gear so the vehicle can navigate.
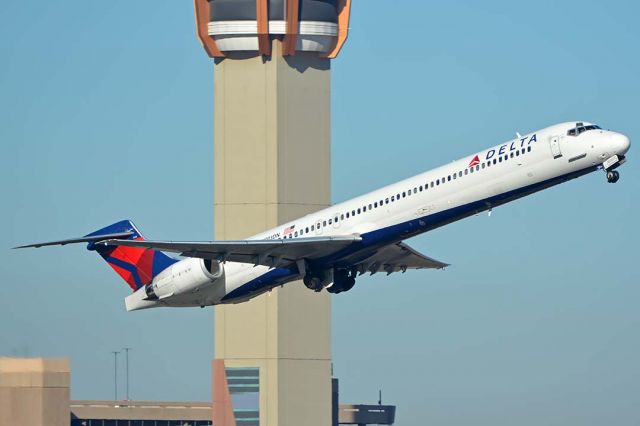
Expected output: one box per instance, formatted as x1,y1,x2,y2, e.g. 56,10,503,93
606,170,620,183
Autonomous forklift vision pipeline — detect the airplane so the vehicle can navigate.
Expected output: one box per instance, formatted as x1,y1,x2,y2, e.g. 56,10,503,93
14,121,630,311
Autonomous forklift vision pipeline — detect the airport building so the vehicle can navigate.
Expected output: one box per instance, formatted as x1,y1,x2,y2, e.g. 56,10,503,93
0,358,396,426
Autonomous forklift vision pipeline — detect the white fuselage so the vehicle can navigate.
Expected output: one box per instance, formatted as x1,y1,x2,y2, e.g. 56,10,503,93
127,122,630,309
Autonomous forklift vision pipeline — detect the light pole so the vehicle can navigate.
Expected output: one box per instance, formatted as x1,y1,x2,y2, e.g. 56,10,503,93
123,347,131,400
111,351,120,401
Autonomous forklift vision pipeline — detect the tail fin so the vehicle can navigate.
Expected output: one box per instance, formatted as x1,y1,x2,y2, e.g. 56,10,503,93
86,220,178,292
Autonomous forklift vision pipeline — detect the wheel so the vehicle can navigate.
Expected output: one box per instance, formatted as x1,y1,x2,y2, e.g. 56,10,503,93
342,277,356,292
607,170,620,183
303,275,323,291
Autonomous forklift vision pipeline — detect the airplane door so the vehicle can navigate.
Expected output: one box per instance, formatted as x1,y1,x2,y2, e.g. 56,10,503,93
549,136,562,159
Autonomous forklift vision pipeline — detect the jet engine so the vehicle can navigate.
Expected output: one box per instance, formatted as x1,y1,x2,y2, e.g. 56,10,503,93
144,257,224,300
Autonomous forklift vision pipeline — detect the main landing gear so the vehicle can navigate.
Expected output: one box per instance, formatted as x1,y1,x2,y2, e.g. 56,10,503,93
606,170,620,183
303,268,357,294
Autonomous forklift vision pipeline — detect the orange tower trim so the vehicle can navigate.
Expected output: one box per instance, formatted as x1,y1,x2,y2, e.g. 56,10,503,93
194,0,225,58
323,0,351,59
256,0,271,56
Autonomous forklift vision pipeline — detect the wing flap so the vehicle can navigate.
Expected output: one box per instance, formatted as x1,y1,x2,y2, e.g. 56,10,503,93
356,242,448,275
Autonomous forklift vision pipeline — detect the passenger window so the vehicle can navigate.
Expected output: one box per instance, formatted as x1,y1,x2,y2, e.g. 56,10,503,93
294,231,298,237
311,225,314,231
323,221,327,227
346,212,350,218
402,192,406,198
464,169,468,175
516,150,520,156
305,227,309,233
369,204,373,209
430,181,434,188
340,214,344,220
493,159,497,164
527,146,531,152
385,198,389,204
413,188,417,194
510,152,514,158
481,163,485,169
475,165,480,171
391,196,395,202
374,202,378,208
436,179,440,185
499,157,503,162
470,168,474,173
447,175,451,181
328,219,332,225
453,174,457,180
419,186,423,191
357,208,361,214
362,206,366,212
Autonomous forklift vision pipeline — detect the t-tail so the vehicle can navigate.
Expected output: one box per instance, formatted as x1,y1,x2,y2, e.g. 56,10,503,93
13,219,179,310
85,220,178,292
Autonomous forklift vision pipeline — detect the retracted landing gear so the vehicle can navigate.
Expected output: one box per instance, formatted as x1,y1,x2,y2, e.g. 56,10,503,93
303,274,325,292
326,268,357,294
606,170,620,183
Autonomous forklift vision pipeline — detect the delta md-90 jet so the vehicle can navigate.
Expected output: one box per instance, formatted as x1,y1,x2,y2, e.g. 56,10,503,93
16,122,630,311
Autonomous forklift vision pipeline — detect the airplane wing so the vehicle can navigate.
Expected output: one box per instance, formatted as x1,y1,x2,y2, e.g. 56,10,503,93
98,236,362,268
352,242,448,275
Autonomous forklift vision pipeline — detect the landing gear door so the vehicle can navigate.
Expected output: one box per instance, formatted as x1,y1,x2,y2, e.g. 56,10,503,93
549,136,562,159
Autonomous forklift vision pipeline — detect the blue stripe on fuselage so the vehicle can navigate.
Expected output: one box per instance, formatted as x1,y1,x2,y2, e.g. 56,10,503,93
221,166,597,303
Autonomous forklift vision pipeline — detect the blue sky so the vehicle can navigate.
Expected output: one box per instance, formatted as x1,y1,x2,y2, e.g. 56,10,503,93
1,0,639,424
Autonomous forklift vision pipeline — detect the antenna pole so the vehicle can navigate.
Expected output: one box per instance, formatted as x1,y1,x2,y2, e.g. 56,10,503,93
123,347,132,400
111,351,120,401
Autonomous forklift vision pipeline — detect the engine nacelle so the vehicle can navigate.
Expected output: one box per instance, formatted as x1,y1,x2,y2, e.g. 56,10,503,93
145,257,224,300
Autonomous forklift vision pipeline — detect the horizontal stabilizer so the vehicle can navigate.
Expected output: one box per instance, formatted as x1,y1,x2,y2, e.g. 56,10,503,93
13,232,135,249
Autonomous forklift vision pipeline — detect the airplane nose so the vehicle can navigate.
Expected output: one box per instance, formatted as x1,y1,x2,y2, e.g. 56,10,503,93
617,133,631,155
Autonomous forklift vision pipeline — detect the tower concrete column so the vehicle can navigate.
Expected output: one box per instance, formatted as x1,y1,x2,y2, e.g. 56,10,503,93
213,41,332,426
192,1,352,425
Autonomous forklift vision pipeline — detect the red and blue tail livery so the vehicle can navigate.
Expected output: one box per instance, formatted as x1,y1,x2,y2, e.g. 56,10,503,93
85,220,178,291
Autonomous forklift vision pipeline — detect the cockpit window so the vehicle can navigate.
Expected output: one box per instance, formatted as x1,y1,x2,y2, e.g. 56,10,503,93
567,124,601,136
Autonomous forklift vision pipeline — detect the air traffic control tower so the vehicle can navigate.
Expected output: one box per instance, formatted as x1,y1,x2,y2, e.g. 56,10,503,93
192,1,352,425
